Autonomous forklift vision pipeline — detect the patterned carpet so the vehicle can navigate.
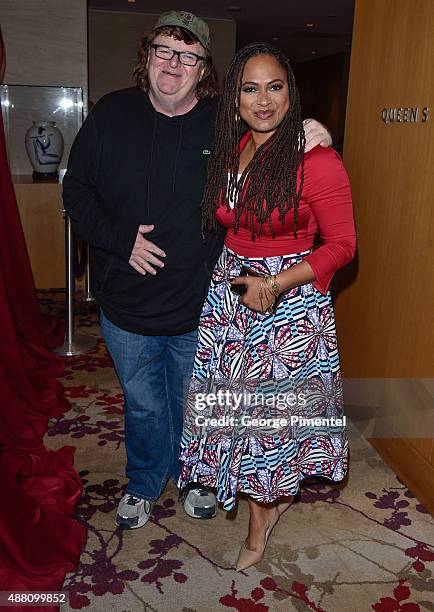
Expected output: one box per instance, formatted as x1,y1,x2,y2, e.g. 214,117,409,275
41,291,434,612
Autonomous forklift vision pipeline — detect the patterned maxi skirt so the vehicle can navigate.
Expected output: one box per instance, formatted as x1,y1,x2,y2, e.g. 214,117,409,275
178,245,348,511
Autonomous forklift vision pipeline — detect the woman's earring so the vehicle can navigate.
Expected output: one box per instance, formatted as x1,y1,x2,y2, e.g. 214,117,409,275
235,108,240,122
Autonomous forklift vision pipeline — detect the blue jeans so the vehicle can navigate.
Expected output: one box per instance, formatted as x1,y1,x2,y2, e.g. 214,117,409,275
100,310,197,502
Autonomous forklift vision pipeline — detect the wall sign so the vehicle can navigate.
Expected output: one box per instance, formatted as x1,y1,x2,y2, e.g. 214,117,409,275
381,106,430,124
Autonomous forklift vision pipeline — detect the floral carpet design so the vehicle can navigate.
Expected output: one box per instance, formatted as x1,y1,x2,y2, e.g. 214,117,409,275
41,291,434,612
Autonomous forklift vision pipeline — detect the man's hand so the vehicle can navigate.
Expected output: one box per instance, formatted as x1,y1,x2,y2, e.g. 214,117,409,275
303,118,332,153
129,224,166,275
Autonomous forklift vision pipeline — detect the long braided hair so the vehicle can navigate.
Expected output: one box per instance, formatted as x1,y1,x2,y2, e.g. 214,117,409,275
202,42,305,239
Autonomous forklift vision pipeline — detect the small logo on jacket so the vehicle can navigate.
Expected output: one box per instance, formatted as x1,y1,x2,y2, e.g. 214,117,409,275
202,149,211,155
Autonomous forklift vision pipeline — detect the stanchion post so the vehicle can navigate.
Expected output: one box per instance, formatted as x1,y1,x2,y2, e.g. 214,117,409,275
82,241,95,303
54,212,97,356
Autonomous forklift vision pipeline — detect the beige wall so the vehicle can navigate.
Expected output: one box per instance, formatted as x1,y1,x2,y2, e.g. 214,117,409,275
89,10,236,103
0,0,88,109
0,1,88,290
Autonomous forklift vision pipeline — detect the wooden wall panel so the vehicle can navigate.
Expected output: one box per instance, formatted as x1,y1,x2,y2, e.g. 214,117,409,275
14,180,65,289
336,0,434,377
369,438,434,513
336,0,434,514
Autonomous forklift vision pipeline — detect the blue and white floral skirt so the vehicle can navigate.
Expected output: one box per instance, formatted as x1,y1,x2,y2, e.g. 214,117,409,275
178,245,348,511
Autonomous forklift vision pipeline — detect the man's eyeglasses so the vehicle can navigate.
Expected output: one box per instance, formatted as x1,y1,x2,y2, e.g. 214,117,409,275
151,44,205,67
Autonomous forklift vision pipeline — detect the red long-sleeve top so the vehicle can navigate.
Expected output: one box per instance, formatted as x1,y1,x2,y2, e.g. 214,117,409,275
215,131,356,295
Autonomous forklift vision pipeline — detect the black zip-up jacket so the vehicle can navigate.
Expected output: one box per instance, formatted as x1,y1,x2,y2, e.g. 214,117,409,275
63,87,224,335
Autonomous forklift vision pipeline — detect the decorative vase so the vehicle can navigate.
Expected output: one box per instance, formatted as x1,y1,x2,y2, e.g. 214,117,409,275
25,120,64,180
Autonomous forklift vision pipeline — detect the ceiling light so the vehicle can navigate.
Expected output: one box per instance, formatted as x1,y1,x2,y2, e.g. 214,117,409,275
311,50,317,55
227,5,241,11
306,23,314,27
272,37,279,41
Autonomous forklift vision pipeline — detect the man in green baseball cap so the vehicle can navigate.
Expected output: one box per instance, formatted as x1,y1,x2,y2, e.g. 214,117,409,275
155,10,211,49
64,9,332,532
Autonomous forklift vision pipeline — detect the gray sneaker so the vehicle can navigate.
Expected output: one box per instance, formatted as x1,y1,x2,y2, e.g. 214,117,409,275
182,484,217,519
115,494,153,529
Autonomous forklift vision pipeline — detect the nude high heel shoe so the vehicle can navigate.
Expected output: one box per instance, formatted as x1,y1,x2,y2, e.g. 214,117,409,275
235,505,280,572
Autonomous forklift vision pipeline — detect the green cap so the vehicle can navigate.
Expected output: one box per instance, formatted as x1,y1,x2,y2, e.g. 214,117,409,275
155,11,210,50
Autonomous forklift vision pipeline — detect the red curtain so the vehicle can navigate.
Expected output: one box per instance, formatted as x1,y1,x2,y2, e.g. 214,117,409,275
0,105,86,608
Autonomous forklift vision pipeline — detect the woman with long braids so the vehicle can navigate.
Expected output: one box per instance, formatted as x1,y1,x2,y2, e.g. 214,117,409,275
178,42,356,570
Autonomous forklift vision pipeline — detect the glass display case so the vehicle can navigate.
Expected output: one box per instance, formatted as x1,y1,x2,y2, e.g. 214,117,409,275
0,84,83,178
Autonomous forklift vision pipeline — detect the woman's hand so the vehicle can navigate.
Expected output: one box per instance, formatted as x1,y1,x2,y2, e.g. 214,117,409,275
231,275,275,313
